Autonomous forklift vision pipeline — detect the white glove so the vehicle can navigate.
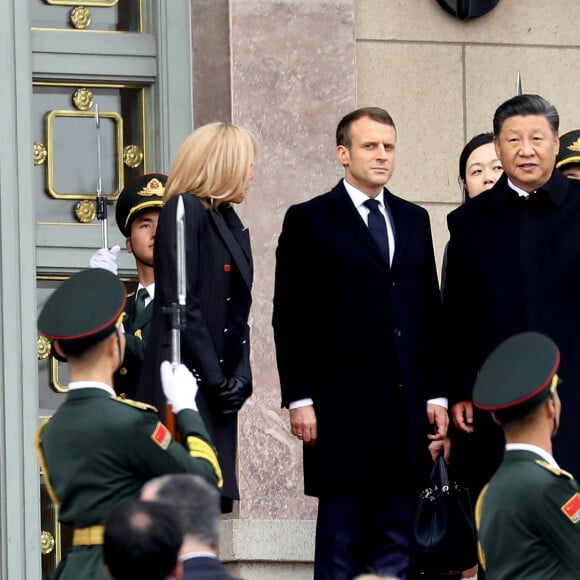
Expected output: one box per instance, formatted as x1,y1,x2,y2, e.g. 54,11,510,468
160,361,199,413
89,245,121,275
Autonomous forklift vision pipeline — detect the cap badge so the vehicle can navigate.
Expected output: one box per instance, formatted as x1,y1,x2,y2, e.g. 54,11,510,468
138,178,165,197
567,139,580,153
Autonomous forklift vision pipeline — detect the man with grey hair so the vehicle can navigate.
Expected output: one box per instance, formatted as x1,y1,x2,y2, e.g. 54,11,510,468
141,474,241,580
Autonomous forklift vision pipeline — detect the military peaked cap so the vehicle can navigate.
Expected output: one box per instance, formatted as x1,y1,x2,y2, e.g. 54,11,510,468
473,332,560,419
556,129,580,170
115,173,166,237
38,268,127,352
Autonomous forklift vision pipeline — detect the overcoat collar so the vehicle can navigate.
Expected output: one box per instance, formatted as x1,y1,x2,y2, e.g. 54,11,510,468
491,170,570,208
208,205,253,291
327,180,410,270
65,387,112,401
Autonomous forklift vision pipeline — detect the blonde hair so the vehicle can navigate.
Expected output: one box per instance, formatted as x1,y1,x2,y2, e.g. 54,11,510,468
164,122,258,208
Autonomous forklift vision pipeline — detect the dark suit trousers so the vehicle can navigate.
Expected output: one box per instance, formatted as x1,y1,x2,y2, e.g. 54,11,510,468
314,486,415,580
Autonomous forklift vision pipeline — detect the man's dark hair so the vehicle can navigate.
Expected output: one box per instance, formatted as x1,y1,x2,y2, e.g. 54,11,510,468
104,499,182,580
336,107,396,148
493,94,559,137
144,474,221,550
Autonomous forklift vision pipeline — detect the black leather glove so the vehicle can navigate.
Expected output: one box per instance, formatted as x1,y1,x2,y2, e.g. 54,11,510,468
207,376,252,414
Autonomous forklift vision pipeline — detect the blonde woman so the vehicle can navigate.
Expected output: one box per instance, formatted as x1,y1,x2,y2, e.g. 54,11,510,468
138,122,258,513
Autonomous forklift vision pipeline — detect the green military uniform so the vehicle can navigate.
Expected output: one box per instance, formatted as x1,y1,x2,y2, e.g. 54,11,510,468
36,268,222,580
114,173,165,397
477,449,580,579
116,288,155,397
473,332,580,580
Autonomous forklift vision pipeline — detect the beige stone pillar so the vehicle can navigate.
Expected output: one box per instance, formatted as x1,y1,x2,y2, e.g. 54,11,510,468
223,1,357,577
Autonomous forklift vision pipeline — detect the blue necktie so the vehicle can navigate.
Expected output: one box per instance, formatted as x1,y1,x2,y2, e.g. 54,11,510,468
364,198,390,264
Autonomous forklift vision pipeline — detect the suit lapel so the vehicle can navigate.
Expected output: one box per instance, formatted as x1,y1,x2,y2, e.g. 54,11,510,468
385,190,411,271
219,204,253,263
208,207,253,290
124,292,152,331
124,293,137,331
131,301,153,331
327,182,390,265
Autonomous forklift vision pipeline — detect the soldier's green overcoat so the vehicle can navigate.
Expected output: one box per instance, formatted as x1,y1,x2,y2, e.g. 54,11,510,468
36,387,222,580
477,449,580,580
114,291,153,398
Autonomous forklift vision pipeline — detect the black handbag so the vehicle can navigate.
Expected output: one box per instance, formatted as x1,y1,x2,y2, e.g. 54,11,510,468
412,456,478,575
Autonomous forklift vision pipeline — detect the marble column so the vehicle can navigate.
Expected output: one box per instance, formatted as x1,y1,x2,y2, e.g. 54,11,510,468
221,1,357,577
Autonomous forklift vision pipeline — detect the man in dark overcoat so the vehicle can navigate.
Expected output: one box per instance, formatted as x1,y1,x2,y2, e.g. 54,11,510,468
273,107,448,580
142,474,242,580
444,94,580,498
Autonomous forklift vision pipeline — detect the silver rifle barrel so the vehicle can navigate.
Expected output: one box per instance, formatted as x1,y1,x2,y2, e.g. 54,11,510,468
171,195,186,370
95,104,108,249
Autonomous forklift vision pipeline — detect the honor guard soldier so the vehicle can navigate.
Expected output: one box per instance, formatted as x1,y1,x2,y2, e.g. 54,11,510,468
474,332,580,580
90,173,166,398
556,129,580,180
35,268,222,580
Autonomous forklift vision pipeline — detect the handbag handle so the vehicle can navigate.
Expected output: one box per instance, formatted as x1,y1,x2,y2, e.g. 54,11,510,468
430,456,451,490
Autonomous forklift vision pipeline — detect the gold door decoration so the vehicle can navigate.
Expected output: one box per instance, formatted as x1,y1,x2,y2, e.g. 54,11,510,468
45,0,119,5
45,109,124,200
34,82,148,229
33,0,141,33
39,416,70,575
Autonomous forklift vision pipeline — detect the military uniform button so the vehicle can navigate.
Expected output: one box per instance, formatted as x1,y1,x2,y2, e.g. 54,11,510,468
224,328,229,333
394,328,402,337
119,367,128,375
242,340,247,344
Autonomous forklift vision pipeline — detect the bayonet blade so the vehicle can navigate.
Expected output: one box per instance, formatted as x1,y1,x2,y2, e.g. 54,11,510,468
171,195,187,370
95,104,108,248
176,196,186,306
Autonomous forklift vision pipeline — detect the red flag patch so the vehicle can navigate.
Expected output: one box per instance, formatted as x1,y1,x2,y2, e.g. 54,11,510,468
561,493,580,523
151,422,171,450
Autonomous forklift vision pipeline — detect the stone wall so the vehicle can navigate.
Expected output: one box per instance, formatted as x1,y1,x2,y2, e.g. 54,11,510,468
194,0,580,575
357,0,580,270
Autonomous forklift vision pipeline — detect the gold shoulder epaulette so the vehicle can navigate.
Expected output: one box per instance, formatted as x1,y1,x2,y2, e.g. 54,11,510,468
475,483,489,571
535,459,574,479
111,396,158,413
35,419,60,507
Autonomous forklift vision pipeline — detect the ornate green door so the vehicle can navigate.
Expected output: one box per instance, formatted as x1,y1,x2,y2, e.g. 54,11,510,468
28,1,194,576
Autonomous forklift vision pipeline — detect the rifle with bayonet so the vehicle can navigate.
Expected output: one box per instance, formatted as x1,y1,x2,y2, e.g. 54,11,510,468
163,195,187,437
94,104,110,249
